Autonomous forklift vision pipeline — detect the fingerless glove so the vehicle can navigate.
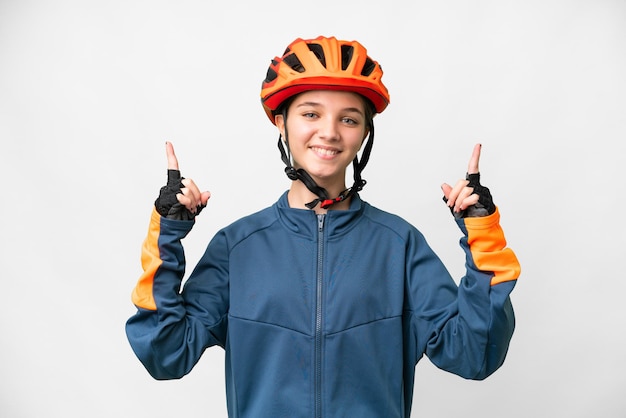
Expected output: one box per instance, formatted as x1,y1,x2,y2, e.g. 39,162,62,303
154,169,202,220
445,172,496,219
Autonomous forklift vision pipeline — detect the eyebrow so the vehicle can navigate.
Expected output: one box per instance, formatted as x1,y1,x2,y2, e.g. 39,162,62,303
295,101,364,116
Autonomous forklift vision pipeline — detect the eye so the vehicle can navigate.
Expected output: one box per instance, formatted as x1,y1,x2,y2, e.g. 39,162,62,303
302,112,318,119
341,117,359,125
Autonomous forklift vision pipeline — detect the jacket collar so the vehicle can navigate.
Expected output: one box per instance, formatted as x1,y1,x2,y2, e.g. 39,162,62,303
274,191,366,238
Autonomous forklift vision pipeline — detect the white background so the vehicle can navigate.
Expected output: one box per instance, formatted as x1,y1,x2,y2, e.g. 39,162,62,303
1,0,625,417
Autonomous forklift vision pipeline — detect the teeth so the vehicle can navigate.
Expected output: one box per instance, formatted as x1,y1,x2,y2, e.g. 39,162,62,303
312,147,338,156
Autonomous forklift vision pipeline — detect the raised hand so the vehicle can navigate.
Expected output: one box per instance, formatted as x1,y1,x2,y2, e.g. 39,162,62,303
154,142,211,220
441,143,495,218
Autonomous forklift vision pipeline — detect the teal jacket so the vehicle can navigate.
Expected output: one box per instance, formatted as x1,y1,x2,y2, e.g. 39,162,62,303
126,192,520,418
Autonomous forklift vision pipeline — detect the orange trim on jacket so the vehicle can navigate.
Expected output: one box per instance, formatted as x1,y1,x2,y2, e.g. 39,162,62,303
131,208,162,311
464,208,521,286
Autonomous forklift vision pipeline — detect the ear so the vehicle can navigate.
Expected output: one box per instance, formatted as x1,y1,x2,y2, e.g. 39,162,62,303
275,114,286,138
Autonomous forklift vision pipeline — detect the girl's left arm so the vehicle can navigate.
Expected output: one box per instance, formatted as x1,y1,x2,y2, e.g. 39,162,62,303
406,207,520,380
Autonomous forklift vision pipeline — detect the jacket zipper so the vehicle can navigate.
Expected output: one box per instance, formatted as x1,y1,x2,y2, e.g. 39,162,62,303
315,214,325,418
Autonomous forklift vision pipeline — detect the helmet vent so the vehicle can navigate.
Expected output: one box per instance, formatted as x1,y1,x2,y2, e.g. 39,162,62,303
361,57,376,76
264,60,279,83
341,45,354,70
283,53,305,73
307,43,326,68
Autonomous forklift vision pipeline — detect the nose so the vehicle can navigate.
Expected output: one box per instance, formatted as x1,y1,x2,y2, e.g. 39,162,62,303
317,117,340,141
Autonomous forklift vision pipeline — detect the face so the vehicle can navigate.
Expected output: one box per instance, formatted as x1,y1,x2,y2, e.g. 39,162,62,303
275,90,369,188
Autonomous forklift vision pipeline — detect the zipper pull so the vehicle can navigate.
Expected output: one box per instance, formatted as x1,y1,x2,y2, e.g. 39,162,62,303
317,214,325,232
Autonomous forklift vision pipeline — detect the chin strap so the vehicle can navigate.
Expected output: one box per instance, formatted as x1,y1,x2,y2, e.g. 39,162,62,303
277,110,374,210
277,135,330,208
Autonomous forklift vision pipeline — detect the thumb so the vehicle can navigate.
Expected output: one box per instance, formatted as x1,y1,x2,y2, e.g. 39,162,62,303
441,183,455,206
165,141,179,170
441,183,452,202
200,191,211,206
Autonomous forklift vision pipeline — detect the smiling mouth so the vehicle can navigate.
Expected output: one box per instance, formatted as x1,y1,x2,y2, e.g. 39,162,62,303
311,146,339,157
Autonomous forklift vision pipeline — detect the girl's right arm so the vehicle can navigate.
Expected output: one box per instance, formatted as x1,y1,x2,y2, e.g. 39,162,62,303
125,142,225,380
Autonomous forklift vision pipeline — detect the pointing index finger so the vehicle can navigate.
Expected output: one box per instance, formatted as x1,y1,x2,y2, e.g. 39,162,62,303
467,143,482,174
165,141,179,170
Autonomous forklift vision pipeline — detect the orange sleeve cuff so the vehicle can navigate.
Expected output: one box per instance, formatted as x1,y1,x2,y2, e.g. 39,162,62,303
464,208,521,286
130,208,163,310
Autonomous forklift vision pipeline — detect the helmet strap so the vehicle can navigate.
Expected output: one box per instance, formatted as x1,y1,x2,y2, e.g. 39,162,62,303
277,108,374,210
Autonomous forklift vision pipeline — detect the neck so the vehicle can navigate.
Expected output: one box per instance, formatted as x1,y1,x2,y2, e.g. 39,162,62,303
287,180,351,214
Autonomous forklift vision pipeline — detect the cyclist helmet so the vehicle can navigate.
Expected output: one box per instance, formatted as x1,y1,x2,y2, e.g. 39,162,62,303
261,36,390,123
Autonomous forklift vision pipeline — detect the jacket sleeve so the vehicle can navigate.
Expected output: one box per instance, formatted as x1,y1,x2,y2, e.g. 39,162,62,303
125,208,229,380
406,207,520,380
